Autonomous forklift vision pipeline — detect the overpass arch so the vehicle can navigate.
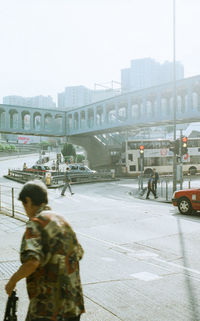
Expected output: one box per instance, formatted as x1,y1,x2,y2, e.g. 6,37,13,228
9,109,18,129
33,112,42,130
0,108,6,129
55,114,64,133
80,110,86,129
44,113,53,130
22,111,31,130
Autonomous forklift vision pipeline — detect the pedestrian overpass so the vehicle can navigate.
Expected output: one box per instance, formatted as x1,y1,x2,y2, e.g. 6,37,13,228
1,75,200,167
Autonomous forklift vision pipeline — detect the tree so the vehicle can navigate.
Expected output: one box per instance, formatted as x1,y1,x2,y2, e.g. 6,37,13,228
76,154,85,163
61,143,76,158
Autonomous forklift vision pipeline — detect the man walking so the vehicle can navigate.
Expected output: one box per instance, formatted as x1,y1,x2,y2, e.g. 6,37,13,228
5,180,85,321
61,167,74,196
153,168,159,194
146,174,157,199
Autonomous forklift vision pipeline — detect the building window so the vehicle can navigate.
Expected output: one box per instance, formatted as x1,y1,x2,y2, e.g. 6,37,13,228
130,165,136,171
128,154,133,161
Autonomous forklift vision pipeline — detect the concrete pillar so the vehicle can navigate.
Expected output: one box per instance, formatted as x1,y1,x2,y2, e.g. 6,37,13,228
93,106,97,127
181,94,186,113
127,96,132,120
85,109,89,128
78,111,81,130
18,111,22,130
41,114,45,132
114,101,118,122
186,83,193,112
102,104,107,124
71,112,75,130
5,109,10,129
142,95,147,116
156,91,161,117
30,112,34,130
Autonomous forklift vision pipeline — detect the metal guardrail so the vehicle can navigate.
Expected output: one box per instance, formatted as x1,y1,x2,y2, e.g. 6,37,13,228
5,170,116,187
138,175,193,201
0,185,26,221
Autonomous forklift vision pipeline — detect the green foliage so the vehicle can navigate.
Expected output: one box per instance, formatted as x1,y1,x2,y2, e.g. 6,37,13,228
4,144,10,151
40,141,49,150
76,154,85,163
61,143,76,157
10,144,16,150
40,141,49,146
0,143,16,151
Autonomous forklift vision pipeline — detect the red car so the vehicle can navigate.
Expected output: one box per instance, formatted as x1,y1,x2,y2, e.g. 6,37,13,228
172,188,200,215
25,165,48,172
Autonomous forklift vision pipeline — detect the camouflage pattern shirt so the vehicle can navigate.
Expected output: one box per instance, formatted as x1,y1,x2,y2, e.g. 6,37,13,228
20,206,85,321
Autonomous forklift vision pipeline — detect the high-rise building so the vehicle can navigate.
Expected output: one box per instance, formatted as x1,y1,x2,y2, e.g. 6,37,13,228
58,85,121,110
3,95,56,109
121,58,184,92
57,86,92,110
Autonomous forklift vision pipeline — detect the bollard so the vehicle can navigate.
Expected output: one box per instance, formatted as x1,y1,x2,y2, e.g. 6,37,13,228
110,169,115,179
165,180,168,201
188,177,191,189
161,180,163,197
8,169,10,176
12,187,14,217
45,172,51,186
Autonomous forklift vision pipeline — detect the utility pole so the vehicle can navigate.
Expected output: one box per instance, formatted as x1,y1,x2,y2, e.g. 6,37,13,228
172,0,177,192
139,145,144,190
179,130,183,190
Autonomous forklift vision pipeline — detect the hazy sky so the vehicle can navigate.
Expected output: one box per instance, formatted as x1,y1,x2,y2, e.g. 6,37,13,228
0,0,199,104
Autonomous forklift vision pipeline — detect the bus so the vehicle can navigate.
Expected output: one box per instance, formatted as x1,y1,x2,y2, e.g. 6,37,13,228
121,138,200,176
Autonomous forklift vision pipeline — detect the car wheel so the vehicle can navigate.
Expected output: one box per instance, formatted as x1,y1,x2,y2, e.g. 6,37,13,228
178,197,192,215
189,166,197,175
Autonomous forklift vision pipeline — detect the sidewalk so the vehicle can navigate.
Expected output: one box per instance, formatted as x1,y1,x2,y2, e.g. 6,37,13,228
0,214,28,320
135,191,172,203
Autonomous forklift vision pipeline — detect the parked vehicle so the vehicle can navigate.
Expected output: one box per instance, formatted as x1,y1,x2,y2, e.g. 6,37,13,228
25,165,49,172
172,188,200,215
67,164,96,174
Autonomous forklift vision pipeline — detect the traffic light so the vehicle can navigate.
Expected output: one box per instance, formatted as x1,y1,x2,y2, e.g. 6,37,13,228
169,140,179,155
181,136,188,155
139,145,144,171
139,145,144,158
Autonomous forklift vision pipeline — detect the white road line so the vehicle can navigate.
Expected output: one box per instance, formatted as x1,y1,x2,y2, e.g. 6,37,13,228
78,232,200,277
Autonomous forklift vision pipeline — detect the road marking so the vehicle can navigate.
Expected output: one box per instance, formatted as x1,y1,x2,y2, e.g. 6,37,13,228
130,272,161,281
101,257,116,262
78,232,200,278
153,257,200,276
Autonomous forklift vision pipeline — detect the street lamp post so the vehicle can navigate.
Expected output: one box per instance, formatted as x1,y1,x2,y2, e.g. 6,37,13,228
172,0,177,192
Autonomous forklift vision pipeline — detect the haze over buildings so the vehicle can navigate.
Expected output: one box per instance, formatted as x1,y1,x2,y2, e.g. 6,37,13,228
121,58,184,92
57,85,120,110
3,58,185,110
3,95,56,109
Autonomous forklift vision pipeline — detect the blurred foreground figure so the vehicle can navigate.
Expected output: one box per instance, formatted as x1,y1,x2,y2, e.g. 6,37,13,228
5,180,85,321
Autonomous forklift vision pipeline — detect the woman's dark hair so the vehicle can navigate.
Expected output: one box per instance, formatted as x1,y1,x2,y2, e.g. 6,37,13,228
18,180,48,205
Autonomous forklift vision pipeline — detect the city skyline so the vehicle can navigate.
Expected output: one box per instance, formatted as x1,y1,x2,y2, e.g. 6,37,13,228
0,0,199,105
3,57,184,109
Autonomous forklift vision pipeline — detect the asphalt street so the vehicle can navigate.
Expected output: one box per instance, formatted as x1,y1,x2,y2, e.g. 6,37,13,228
1,155,200,320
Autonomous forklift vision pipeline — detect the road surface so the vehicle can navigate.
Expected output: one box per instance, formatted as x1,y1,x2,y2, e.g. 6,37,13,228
1,156,200,321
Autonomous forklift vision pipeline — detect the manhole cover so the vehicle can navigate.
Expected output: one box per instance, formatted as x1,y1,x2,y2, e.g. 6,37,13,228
0,261,20,280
